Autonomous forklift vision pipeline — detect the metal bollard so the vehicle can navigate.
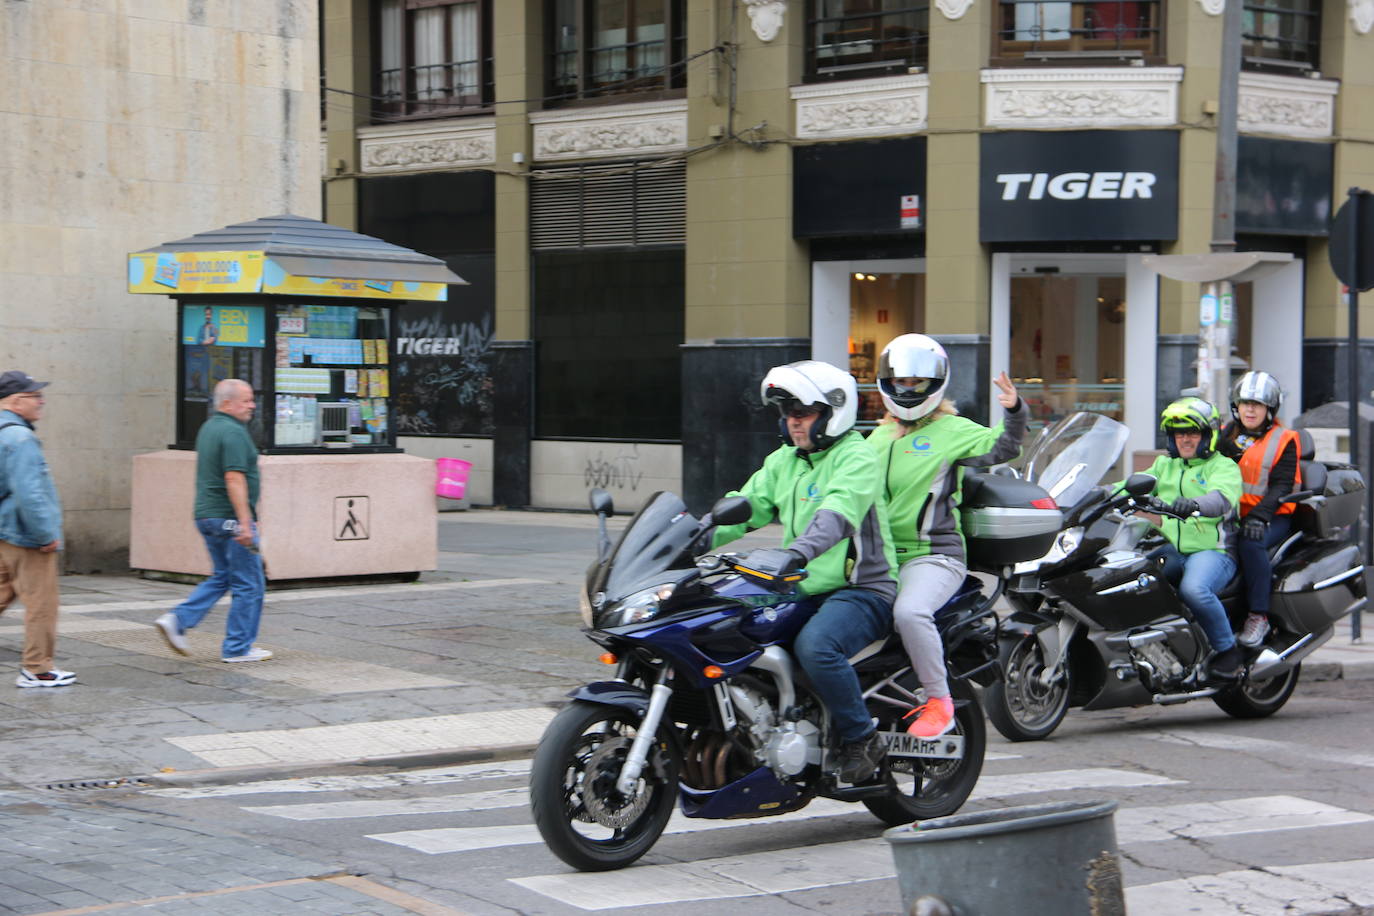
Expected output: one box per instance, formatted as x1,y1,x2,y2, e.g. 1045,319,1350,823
884,800,1124,916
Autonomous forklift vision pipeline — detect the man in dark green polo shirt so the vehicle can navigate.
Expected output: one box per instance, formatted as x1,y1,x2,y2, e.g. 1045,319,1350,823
154,379,272,662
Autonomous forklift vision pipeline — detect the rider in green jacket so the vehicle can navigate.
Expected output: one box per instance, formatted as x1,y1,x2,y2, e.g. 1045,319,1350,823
1132,396,1244,677
866,334,1027,738
713,360,898,785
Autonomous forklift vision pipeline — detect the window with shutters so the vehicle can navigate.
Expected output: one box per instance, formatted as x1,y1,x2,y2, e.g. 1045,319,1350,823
548,0,687,104
530,161,684,440
374,0,493,120
529,161,686,250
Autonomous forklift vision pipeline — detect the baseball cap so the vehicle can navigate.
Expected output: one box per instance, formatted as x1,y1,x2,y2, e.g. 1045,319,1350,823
0,371,49,400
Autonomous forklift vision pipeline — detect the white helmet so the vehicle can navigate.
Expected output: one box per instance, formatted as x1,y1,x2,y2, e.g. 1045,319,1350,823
878,334,950,422
760,360,857,450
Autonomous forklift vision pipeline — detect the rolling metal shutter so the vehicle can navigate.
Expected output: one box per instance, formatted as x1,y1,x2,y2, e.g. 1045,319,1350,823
530,160,685,249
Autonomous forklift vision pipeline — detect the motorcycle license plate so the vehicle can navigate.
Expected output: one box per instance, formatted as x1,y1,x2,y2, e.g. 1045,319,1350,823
878,730,964,760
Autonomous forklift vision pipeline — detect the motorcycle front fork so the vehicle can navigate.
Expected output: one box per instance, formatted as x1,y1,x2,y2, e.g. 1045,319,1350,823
614,667,674,796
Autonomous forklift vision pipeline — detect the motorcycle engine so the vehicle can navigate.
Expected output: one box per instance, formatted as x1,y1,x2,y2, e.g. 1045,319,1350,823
728,681,821,777
1131,634,1186,690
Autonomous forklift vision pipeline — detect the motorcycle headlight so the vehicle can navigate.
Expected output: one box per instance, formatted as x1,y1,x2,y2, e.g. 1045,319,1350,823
603,582,677,627
1012,525,1083,574
579,588,594,627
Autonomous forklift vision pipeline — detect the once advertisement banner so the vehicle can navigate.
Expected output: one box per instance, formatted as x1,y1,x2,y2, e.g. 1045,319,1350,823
980,131,1179,243
129,251,448,301
180,304,266,348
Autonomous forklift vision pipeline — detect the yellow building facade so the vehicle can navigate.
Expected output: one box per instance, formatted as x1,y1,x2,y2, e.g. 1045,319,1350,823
322,0,1374,513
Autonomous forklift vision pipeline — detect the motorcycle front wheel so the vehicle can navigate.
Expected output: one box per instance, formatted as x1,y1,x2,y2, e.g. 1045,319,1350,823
1212,662,1301,719
983,633,1071,742
529,700,680,871
863,675,986,825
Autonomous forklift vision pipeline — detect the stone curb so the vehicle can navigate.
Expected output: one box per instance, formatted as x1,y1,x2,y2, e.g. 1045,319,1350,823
139,742,541,788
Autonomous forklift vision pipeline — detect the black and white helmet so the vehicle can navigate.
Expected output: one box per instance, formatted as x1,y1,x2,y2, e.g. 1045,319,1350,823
877,334,950,422
760,360,857,450
1231,371,1282,421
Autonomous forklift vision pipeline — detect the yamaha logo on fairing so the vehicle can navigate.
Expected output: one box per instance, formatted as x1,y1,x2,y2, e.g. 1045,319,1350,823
995,172,1156,201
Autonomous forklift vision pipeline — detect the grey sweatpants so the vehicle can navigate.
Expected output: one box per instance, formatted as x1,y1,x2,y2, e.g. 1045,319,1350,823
894,554,967,701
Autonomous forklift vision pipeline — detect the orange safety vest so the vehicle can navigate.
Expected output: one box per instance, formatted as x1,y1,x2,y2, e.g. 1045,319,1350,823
1237,423,1302,517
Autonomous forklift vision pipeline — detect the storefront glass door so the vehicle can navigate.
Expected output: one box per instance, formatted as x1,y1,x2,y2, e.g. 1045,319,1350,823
1009,272,1126,431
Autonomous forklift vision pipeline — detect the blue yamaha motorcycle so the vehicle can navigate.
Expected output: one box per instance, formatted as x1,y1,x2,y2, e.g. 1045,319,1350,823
528,489,1002,871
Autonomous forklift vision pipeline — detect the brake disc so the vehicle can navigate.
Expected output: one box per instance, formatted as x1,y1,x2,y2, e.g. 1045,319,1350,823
581,737,653,829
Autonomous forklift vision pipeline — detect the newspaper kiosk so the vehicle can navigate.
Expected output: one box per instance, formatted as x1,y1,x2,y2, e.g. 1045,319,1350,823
126,215,465,581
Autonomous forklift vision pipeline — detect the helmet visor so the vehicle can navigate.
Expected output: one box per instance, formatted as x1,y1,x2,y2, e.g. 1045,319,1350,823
878,347,948,382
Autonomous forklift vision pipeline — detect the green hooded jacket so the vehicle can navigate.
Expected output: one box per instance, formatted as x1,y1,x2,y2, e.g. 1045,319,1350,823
1131,451,1242,554
866,402,1027,563
712,429,897,600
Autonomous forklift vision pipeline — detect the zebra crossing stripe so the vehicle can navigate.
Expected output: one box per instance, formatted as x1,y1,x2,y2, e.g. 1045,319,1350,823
1126,858,1374,915
241,767,1177,824
1150,729,1374,770
368,798,864,854
146,760,534,799
1115,795,1373,843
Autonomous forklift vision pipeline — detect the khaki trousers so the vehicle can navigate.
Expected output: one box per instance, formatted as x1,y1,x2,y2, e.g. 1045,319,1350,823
0,540,59,674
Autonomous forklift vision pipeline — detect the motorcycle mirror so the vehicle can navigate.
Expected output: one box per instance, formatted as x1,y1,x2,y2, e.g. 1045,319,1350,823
1123,473,1158,498
710,496,753,526
589,488,614,517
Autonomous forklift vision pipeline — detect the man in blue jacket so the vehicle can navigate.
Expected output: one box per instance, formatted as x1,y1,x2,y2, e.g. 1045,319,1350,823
0,371,75,687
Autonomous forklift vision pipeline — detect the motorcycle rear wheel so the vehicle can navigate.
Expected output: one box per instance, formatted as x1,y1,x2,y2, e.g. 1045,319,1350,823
863,676,986,826
983,634,1071,742
529,700,679,871
1212,662,1301,719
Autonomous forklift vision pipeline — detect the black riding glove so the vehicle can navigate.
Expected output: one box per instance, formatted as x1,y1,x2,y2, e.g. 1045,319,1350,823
1242,516,1268,541
738,548,805,590
1169,497,1200,518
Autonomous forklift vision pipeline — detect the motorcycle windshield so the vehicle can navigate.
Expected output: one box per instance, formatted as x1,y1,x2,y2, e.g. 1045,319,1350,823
601,491,701,598
1022,412,1130,509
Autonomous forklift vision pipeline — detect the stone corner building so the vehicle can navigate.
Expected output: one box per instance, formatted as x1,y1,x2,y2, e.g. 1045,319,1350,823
1,2,320,570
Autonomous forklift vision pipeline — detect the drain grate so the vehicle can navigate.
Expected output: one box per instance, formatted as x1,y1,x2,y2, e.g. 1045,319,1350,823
43,776,152,792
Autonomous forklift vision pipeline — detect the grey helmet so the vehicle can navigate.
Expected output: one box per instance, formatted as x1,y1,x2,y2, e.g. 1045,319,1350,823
1230,370,1282,422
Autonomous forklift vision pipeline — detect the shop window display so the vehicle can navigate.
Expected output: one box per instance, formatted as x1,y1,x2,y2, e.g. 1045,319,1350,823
1009,274,1125,432
847,271,925,427
176,303,395,451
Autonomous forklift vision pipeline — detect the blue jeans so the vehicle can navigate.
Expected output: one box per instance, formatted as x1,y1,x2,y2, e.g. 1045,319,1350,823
172,518,265,657
1151,545,1238,653
792,587,894,744
1237,514,1291,615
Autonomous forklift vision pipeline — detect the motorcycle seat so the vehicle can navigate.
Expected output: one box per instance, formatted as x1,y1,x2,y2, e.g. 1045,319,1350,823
848,635,891,665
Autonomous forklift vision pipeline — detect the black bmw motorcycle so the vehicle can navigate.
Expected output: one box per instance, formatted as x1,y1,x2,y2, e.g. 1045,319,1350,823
977,413,1367,741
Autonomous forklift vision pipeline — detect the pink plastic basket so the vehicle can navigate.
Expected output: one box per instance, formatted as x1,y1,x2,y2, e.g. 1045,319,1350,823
435,458,472,500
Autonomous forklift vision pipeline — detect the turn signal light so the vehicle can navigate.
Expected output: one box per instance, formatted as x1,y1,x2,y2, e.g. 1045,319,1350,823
598,652,618,666
1031,497,1058,509
703,665,725,680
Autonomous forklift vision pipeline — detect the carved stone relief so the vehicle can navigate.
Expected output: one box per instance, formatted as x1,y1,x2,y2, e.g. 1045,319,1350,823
743,0,787,41
790,75,929,139
1197,0,1225,15
935,0,976,19
1351,0,1374,34
535,119,686,159
362,137,493,172
982,68,1182,128
1236,73,1337,138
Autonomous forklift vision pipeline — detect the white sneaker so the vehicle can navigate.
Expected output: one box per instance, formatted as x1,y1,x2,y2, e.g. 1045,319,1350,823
221,647,273,663
17,668,76,688
1237,613,1271,648
154,613,190,655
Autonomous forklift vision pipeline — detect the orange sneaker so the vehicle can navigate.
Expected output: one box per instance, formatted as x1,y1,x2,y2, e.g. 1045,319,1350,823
903,695,955,738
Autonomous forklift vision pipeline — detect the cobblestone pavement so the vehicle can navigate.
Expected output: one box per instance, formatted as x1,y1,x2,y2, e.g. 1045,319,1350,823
0,507,1370,914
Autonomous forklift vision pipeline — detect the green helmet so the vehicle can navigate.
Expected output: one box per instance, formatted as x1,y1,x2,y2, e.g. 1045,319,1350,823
1160,396,1219,458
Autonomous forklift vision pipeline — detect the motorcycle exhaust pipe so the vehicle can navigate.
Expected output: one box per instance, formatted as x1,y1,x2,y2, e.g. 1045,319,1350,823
1248,627,1333,681
1152,687,1219,705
